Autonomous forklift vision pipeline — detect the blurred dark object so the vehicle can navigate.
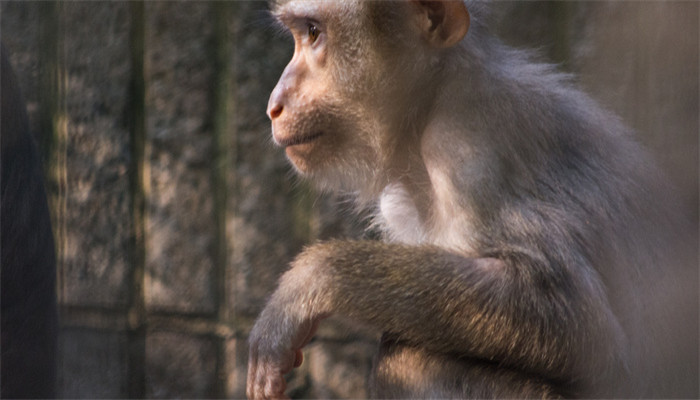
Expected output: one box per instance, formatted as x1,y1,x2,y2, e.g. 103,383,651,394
1,44,58,399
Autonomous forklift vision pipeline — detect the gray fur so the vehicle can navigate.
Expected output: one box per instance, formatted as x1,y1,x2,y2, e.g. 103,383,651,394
248,1,698,398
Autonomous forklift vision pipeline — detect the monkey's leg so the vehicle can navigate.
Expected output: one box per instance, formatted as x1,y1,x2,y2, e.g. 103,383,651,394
370,337,565,399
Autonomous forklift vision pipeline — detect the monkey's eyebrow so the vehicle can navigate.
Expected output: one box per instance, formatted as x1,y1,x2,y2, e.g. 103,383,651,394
272,2,323,27
273,12,323,39
276,12,309,26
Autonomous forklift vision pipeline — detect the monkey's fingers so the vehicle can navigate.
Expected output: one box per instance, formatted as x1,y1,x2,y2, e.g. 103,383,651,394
247,341,294,400
247,360,290,399
262,370,289,400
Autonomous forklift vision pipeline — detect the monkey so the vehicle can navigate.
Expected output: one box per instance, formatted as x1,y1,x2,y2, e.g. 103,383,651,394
247,1,698,398
1,44,58,398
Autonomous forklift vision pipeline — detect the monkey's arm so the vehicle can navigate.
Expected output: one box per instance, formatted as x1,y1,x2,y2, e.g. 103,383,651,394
247,240,625,399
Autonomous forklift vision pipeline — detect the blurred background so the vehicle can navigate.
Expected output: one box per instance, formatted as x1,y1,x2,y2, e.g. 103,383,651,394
1,1,697,398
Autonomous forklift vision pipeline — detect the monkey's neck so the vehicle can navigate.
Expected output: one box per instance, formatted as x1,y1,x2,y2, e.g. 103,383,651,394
377,108,485,254
376,34,569,253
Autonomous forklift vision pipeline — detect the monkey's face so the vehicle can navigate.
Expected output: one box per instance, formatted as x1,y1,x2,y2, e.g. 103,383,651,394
267,0,467,193
267,1,409,192
266,28,359,178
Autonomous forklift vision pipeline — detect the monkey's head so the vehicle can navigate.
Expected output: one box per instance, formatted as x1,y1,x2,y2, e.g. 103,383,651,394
267,0,470,196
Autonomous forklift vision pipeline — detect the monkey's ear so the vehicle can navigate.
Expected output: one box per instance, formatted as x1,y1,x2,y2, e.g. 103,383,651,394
413,0,470,48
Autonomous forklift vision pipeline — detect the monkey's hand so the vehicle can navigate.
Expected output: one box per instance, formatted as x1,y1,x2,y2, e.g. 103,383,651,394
247,262,325,400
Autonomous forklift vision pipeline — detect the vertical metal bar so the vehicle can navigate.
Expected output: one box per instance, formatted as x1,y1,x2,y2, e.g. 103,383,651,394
210,1,234,397
38,0,67,306
552,1,573,69
127,1,147,398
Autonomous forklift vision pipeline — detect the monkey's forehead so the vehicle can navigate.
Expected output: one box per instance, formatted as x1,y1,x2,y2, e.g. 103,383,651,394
269,0,357,19
268,0,284,13
269,0,321,16
269,0,490,29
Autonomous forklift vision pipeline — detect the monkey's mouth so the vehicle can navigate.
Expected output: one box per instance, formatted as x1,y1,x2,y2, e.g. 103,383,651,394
277,132,323,148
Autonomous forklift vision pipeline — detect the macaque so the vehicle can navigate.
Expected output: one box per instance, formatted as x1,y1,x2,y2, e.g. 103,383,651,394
247,1,698,398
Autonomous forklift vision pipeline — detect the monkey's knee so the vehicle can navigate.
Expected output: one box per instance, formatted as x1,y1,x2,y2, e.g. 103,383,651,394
370,339,564,399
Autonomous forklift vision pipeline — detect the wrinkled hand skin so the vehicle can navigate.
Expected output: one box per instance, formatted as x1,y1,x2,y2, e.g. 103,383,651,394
247,261,324,400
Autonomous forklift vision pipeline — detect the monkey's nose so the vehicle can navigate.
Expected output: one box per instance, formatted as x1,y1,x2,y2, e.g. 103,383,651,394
267,103,283,120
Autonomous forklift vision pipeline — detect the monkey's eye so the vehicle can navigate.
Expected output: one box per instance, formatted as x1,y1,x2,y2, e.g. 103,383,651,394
307,23,320,43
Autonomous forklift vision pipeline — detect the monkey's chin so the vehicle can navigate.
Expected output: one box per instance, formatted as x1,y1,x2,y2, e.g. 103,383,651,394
285,143,318,175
